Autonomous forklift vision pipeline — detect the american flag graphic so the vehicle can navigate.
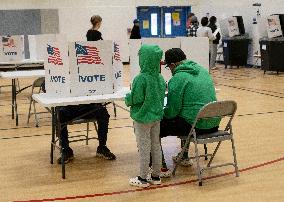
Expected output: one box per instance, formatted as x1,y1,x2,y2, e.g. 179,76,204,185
75,43,104,65
113,43,121,62
47,45,63,65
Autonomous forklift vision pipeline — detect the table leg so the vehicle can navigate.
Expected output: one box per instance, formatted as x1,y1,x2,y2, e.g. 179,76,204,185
50,107,55,164
14,82,19,126
56,109,65,179
11,79,15,120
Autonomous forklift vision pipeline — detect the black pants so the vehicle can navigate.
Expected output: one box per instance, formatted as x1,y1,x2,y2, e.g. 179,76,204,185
160,116,218,138
58,103,110,150
159,117,218,168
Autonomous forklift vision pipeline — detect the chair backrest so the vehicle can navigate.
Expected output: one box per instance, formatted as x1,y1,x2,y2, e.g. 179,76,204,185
197,100,237,120
33,77,45,88
31,77,45,94
190,100,237,133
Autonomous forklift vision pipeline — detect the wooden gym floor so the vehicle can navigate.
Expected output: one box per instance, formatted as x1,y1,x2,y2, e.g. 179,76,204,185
0,65,283,202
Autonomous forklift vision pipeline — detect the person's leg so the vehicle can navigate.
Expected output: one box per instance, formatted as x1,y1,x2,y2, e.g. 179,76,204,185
84,104,115,160
57,106,80,163
150,121,162,179
159,117,192,169
210,44,218,69
209,43,214,70
134,121,151,180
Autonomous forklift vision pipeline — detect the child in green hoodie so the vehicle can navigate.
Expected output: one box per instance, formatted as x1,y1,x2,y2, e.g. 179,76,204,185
125,44,166,188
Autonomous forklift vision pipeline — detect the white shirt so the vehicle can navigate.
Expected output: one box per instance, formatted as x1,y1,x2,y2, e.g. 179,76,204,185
197,26,216,41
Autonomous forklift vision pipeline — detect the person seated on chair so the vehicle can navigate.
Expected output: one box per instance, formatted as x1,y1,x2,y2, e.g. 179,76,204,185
40,82,115,164
57,15,116,164
160,48,220,170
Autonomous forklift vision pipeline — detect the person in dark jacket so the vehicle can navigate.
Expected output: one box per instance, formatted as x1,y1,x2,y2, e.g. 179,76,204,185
187,16,199,37
57,15,116,164
208,16,221,70
130,19,141,39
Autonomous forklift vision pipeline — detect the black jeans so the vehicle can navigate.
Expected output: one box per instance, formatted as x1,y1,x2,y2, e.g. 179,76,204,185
58,103,110,150
160,116,219,138
159,117,218,168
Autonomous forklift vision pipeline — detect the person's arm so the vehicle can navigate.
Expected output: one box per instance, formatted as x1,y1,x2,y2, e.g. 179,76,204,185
207,28,216,41
125,76,145,107
164,77,186,119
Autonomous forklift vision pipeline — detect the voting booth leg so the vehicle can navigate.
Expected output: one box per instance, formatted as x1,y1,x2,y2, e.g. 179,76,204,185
50,107,56,164
11,79,19,126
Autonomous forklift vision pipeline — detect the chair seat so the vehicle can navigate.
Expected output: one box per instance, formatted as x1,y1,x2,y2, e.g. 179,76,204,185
196,130,232,144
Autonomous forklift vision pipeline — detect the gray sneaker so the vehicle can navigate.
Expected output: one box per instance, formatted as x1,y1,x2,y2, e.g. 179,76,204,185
172,154,193,166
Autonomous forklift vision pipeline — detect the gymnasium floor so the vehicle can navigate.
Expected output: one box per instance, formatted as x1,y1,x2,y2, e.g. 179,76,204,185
0,65,283,202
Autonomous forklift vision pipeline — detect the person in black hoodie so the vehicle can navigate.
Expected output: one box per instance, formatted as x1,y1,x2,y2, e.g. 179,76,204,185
130,19,141,39
57,15,116,164
208,16,221,70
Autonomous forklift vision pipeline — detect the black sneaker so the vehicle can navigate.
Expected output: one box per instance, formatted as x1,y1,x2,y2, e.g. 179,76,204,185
96,146,116,160
147,175,161,185
57,147,74,164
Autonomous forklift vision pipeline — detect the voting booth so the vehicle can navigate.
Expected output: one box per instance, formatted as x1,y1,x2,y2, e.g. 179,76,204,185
28,34,65,60
44,40,124,97
0,35,25,62
44,41,70,97
129,37,209,84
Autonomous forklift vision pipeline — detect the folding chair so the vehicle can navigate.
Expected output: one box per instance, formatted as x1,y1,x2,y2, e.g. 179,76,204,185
27,77,45,127
172,100,239,186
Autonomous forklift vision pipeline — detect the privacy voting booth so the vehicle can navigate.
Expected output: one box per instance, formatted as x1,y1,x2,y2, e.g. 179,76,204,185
44,40,124,97
0,35,25,62
129,37,209,84
28,34,65,60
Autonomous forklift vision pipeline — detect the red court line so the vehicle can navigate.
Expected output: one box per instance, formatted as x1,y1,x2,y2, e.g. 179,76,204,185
14,156,284,202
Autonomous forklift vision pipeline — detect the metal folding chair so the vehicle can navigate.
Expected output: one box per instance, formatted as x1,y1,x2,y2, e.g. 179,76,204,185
27,77,45,127
172,100,239,186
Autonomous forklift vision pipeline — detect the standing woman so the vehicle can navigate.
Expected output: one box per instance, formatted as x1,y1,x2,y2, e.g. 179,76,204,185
130,19,141,39
208,16,221,70
197,17,216,72
87,15,103,41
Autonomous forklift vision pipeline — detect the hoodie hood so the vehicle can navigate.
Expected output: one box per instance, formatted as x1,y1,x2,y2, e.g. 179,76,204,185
139,44,163,75
173,60,200,76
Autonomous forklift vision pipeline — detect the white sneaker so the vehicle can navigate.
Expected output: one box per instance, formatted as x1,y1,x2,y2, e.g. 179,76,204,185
172,154,193,167
129,176,150,188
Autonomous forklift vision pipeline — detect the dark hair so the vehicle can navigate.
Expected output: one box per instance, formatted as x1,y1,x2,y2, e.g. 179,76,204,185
188,13,195,18
165,48,186,66
209,16,217,25
201,17,209,26
90,15,102,27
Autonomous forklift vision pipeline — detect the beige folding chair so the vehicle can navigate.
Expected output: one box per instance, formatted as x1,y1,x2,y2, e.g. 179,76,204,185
172,100,239,186
27,77,45,127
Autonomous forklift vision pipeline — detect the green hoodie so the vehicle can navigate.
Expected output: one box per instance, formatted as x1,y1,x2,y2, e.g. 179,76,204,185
164,60,220,129
125,44,166,123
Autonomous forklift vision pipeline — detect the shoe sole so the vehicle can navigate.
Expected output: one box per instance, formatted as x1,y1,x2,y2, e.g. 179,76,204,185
96,153,116,160
57,156,74,164
148,180,161,185
129,182,150,188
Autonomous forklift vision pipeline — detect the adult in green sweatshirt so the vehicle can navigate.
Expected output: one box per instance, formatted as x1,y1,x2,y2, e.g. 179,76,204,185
125,44,166,187
160,48,220,168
